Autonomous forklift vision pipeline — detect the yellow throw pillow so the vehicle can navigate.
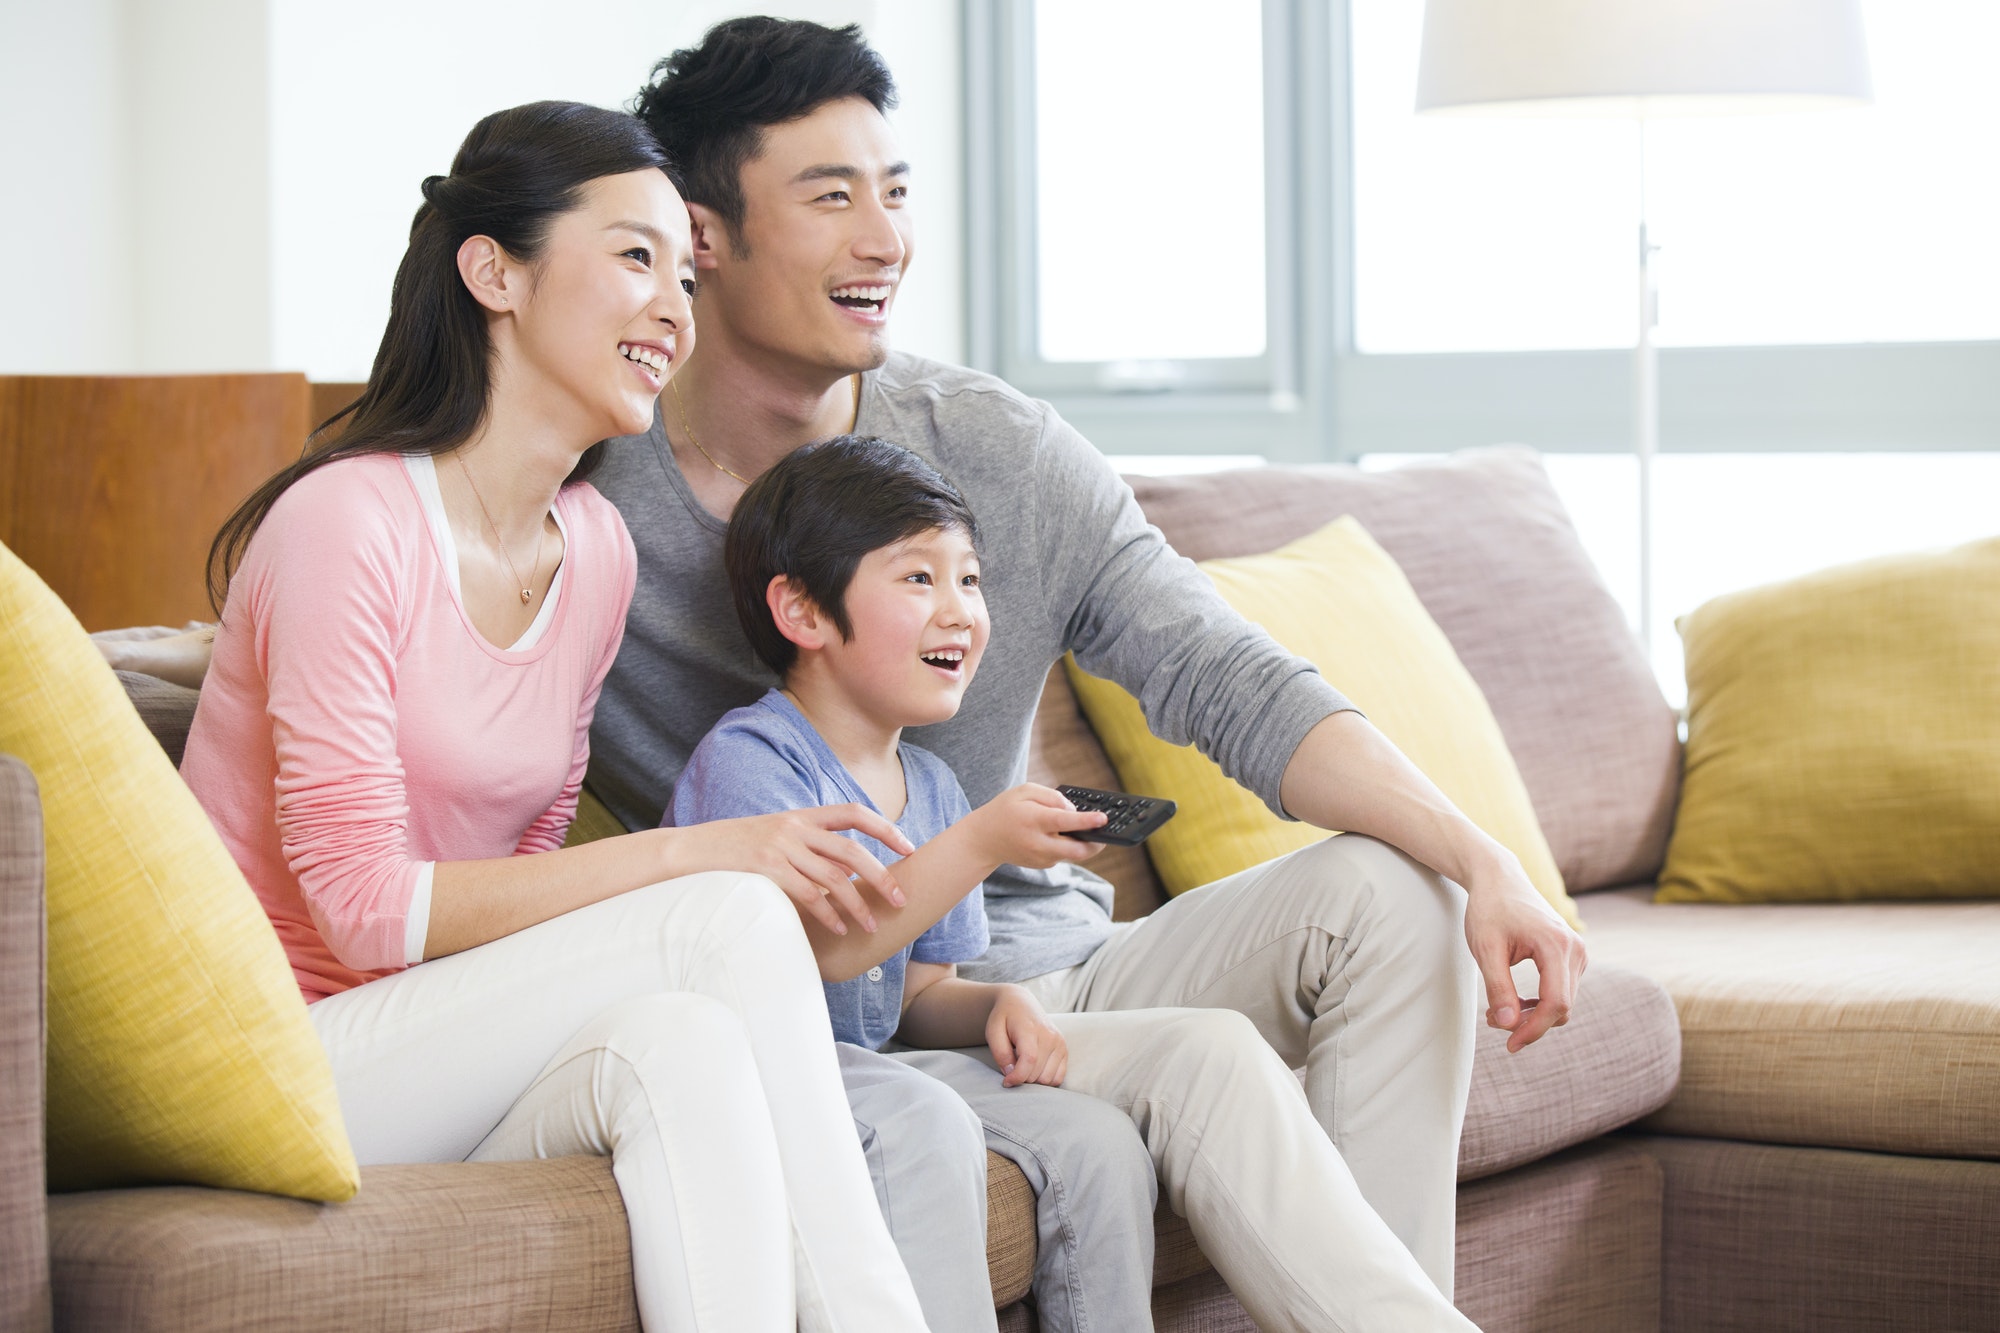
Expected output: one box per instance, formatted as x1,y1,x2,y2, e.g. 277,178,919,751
1066,516,1577,927
0,542,357,1200
1659,537,2000,904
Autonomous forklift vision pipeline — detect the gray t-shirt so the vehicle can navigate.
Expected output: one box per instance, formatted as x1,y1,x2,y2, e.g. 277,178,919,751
586,352,1354,983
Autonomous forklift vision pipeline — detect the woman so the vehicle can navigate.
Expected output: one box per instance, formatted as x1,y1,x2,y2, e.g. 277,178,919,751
181,101,928,1332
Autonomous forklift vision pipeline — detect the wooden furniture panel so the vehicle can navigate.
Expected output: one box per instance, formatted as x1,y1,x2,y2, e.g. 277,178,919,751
309,381,366,445
0,375,309,631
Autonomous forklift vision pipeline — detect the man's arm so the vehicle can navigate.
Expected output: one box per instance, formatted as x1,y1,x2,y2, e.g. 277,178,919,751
1278,710,1585,1053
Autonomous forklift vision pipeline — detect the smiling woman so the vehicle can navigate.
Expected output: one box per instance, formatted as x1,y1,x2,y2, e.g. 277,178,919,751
178,99,931,1333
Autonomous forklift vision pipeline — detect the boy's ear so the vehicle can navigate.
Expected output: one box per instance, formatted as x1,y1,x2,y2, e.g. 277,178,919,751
766,575,828,652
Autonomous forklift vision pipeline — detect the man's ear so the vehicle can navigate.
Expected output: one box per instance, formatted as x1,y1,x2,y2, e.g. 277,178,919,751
766,575,827,653
687,201,728,271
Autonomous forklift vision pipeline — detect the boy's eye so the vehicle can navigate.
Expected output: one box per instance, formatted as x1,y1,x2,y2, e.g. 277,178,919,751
960,573,980,588
905,571,933,585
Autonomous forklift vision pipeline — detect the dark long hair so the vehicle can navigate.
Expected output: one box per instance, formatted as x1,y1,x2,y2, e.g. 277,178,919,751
207,100,671,610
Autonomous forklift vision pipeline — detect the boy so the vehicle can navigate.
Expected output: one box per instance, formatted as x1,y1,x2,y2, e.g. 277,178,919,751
670,436,1158,1331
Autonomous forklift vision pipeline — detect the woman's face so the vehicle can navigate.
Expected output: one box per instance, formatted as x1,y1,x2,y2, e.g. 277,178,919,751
504,167,696,441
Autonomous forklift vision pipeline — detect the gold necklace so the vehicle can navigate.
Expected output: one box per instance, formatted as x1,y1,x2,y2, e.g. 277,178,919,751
670,374,864,487
454,452,548,606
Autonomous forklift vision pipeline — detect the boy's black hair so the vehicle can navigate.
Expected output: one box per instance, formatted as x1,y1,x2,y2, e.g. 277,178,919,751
632,18,897,246
725,435,978,677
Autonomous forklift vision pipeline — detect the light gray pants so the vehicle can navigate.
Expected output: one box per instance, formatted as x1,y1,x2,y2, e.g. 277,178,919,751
843,1045,1158,1333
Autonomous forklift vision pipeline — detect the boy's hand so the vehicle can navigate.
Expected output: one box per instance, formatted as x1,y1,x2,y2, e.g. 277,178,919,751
987,986,1067,1087
677,805,912,937
967,784,1107,871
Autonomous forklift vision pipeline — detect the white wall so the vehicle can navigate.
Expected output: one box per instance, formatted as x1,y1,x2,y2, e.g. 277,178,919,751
3,1,965,377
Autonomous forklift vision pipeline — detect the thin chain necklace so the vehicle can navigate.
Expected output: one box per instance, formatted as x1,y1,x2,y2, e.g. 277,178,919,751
670,373,863,487
454,452,548,606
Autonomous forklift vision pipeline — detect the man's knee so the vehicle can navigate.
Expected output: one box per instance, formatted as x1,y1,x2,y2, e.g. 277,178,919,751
1283,835,1466,961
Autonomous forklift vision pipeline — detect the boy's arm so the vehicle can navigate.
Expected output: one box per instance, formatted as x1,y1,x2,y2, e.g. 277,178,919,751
803,783,1105,980
899,962,1067,1088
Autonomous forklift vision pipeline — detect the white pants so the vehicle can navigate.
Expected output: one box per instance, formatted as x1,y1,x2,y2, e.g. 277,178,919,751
308,872,930,1333
1021,835,1483,1333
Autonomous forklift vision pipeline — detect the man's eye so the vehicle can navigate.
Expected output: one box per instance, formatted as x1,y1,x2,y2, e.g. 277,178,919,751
888,186,908,201
818,190,850,204
623,247,652,267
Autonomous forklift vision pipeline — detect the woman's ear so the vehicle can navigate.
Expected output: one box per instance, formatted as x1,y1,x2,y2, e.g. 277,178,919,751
766,575,826,653
456,234,518,312
686,202,726,272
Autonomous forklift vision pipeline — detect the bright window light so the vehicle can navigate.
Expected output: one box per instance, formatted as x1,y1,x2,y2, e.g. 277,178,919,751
1367,452,2000,705
1352,0,2000,352
1033,0,1267,363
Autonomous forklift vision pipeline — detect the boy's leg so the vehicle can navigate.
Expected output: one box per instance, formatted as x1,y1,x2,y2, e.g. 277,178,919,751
840,1044,1001,1333
898,1049,1158,1333
1021,835,1478,1296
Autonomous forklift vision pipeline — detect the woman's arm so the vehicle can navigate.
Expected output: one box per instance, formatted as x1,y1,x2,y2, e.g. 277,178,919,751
423,806,911,959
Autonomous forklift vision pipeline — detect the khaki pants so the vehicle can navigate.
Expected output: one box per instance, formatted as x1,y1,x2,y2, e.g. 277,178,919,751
1019,835,1482,1333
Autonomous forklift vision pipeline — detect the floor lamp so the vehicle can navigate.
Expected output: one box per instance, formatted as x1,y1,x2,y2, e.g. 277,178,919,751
1414,0,1871,653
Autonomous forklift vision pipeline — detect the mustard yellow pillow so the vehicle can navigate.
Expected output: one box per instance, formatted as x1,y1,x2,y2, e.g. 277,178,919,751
1066,517,1577,927
1659,537,2000,904
0,542,357,1199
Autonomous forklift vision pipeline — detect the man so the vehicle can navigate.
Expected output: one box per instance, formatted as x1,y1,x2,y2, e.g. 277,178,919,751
593,17,1582,1330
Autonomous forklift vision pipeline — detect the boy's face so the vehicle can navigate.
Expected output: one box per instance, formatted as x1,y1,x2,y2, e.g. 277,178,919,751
819,525,987,729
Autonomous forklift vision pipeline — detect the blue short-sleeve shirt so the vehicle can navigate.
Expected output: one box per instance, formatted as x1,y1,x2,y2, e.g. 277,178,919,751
666,690,989,1050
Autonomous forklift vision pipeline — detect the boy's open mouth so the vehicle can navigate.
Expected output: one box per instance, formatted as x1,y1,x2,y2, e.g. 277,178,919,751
920,646,965,674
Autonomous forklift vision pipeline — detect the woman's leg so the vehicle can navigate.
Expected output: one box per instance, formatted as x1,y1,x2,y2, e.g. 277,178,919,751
469,993,793,1329
308,871,928,1333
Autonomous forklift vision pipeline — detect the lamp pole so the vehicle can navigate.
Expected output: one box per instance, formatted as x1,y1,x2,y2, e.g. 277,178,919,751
1635,116,1659,654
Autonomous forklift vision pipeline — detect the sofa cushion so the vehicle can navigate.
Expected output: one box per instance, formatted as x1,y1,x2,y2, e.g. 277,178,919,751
1067,517,1578,924
1661,536,2000,904
1127,448,1680,893
0,542,357,1201
1457,962,1680,1181
1581,888,2000,1158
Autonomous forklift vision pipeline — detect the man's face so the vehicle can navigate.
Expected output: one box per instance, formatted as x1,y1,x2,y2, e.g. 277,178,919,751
692,96,911,378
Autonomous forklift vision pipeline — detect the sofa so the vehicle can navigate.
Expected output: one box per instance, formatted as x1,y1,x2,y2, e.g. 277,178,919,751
8,414,1997,1330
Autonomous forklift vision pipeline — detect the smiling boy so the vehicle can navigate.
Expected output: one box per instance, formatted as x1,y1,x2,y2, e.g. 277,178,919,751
669,437,1160,1330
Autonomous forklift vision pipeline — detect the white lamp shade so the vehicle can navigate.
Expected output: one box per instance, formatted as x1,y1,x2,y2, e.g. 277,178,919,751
1416,0,1872,116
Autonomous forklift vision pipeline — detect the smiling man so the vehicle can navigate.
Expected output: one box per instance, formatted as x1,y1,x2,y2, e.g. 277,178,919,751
587,17,1582,1330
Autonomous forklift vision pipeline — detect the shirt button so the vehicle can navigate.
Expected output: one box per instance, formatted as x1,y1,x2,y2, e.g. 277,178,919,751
866,966,884,982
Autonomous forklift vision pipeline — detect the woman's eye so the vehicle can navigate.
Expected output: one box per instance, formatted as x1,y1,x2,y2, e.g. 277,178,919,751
623,247,652,267
680,277,697,297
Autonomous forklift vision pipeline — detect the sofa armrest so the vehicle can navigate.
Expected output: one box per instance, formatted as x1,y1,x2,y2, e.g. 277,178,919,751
0,755,51,1329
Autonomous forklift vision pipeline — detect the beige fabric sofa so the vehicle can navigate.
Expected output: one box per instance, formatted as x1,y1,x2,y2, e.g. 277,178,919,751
16,446,1995,1329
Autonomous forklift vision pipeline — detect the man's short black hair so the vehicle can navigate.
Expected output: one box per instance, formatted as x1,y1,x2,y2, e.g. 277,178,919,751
725,435,978,677
633,18,897,241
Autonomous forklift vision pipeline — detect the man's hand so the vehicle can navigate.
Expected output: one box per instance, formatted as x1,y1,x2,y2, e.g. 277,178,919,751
986,985,1067,1087
1461,853,1586,1054
669,804,913,937
964,784,1106,871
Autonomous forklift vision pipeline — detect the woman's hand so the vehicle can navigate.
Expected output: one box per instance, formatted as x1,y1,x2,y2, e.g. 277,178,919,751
964,784,1107,872
668,805,914,937
987,985,1067,1087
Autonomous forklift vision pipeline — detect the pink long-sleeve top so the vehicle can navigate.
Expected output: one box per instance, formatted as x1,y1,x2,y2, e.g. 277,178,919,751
182,452,637,1002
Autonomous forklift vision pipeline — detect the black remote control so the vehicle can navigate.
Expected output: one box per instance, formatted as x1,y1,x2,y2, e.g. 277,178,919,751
1056,784,1177,846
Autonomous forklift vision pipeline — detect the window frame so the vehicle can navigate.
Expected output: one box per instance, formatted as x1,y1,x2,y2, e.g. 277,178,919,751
962,0,2000,461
